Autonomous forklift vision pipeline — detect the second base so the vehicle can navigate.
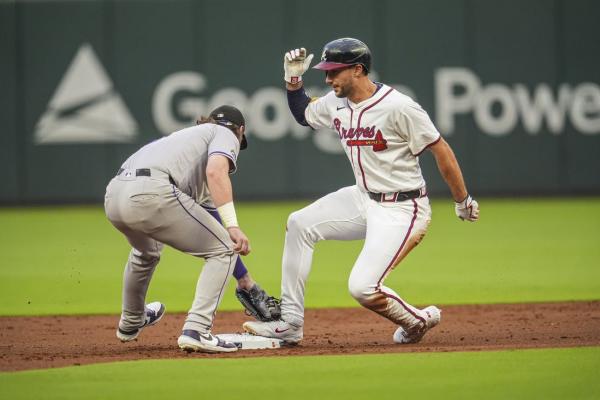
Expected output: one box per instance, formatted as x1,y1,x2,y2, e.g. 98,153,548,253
215,333,284,350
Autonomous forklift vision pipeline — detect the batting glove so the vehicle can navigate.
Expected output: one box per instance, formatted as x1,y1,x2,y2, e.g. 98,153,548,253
284,48,314,84
455,194,480,222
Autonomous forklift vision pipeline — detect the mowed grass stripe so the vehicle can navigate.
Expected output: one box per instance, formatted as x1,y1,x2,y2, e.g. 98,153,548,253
1,347,599,400
0,198,599,315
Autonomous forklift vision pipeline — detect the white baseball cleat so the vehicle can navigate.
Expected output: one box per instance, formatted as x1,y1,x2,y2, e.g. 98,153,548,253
177,330,238,353
393,305,441,344
243,319,303,344
116,301,166,342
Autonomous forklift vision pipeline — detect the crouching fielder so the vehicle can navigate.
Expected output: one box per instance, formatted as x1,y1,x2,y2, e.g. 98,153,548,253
244,38,479,344
105,105,251,353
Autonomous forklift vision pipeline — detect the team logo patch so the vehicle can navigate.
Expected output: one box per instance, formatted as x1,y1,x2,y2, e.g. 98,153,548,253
346,131,388,152
333,118,388,152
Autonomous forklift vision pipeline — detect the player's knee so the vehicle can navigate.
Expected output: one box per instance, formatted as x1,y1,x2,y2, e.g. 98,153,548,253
131,249,160,267
347,278,372,302
287,210,323,246
286,211,315,238
286,211,305,232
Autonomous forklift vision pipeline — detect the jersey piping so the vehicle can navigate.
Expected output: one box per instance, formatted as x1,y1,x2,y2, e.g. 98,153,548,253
414,135,441,156
208,151,237,174
376,199,426,325
353,87,395,192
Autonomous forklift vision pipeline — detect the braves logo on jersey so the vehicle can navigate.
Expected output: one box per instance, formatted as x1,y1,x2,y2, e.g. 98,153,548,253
333,117,388,152
346,132,388,152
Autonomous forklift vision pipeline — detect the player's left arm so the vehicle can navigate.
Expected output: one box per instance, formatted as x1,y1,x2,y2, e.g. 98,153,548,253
206,155,235,207
206,155,251,254
428,138,480,222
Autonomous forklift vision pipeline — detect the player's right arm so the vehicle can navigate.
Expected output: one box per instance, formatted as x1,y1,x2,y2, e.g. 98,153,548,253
206,155,250,255
284,47,334,130
284,48,314,127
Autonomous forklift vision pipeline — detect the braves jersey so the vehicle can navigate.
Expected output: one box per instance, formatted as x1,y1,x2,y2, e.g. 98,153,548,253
305,84,441,193
120,123,240,203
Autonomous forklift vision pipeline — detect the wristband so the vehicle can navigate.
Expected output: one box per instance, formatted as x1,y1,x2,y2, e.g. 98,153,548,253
217,202,239,228
285,75,303,84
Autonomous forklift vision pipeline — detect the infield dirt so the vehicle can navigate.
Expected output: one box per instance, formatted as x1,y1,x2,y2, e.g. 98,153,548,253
1,301,599,372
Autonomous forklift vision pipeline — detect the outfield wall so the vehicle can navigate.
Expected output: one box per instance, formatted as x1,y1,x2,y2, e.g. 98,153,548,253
1,0,599,203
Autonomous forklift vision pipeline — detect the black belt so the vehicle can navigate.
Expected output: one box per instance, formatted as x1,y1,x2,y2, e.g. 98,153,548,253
368,189,423,202
116,168,176,185
117,168,151,177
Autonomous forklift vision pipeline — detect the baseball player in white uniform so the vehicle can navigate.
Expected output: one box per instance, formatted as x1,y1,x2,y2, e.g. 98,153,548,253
243,38,480,345
105,105,255,353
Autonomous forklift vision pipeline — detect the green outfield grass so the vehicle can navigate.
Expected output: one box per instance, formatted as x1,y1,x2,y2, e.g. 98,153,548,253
0,197,599,316
1,198,599,399
1,347,599,400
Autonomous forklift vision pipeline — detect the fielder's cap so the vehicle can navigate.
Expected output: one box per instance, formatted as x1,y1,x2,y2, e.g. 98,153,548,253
209,105,248,150
313,37,372,73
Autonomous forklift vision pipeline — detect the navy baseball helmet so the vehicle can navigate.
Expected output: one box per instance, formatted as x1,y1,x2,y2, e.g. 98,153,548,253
313,38,372,73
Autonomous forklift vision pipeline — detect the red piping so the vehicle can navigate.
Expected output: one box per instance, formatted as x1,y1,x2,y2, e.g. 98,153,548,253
415,135,441,156
355,87,394,190
349,107,355,169
376,199,425,324
377,198,418,286
357,147,369,191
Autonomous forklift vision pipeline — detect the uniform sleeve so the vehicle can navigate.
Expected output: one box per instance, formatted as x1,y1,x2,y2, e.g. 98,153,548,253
305,95,333,130
396,102,441,155
208,126,240,174
287,87,311,126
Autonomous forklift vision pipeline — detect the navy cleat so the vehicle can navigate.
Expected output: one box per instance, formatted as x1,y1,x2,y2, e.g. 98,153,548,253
116,302,166,342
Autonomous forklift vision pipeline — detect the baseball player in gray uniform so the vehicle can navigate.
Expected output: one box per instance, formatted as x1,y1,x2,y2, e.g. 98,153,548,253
105,105,265,353
244,38,480,345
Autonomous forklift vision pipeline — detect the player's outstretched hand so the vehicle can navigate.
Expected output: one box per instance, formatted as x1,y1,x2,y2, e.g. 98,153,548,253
284,48,314,84
227,227,251,255
455,194,480,222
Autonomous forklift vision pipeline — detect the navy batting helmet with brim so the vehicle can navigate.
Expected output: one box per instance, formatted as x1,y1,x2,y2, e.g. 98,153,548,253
313,38,372,73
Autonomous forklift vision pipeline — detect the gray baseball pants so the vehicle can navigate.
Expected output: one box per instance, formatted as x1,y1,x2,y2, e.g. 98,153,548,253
104,169,236,334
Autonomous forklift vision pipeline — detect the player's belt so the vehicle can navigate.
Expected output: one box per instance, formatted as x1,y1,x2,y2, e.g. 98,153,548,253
116,168,176,185
368,188,425,202
117,168,152,177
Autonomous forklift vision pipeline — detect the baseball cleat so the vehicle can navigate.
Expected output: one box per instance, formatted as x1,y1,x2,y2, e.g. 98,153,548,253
177,330,238,353
393,305,441,344
116,301,166,342
242,319,303,344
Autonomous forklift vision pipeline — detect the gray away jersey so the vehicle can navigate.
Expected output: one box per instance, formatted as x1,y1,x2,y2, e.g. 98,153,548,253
120,123,240,203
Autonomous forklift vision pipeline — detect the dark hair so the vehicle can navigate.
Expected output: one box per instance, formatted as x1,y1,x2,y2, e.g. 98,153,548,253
196,116,240,135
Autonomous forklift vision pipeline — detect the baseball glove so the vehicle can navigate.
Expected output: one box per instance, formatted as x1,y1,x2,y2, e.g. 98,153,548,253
236,284,281,322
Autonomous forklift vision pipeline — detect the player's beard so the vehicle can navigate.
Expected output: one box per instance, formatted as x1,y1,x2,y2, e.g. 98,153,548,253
333,84,350,98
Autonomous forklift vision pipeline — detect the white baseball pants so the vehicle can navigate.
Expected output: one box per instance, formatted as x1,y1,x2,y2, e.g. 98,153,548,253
280,185,432,331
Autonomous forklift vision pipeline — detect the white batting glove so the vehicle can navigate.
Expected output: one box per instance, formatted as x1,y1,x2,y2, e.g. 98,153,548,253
455,194,480,222
284,48,314,84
